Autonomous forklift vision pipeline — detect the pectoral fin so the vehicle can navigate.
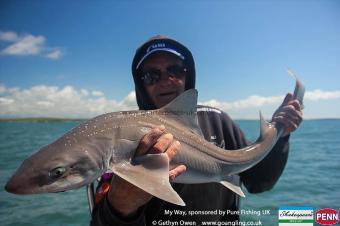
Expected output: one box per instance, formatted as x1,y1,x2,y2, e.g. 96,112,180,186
220,175,245,197
112,153,185,206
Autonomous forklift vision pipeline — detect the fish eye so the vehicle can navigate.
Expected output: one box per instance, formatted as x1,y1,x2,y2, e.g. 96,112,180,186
49,167,66,179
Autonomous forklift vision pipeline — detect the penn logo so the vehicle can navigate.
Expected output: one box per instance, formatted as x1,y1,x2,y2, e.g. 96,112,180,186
316,208,339,225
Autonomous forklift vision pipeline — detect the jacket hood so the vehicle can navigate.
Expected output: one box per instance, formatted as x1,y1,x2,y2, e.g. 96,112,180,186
131,35,196,110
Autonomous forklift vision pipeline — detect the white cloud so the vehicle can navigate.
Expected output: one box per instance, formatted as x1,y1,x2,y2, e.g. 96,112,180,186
0,30,63,60
1,35,45,56
92,90,104,97
0,84,7,93
305,89,340,101
0,31,19,42
80,89,89,96
200,89,340,112
45,49,63,60
0,84,137,118
37,101,54,108
120,91,137,107
0,97,14,105
200,95,284,111
0,84,339,119
200,95,283,111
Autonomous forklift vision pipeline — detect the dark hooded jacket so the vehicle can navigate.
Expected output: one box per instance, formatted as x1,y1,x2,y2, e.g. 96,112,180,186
131,35,196,110
91,36,290,226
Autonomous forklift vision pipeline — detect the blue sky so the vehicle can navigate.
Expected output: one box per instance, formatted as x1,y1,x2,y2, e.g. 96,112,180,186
0,0,339,119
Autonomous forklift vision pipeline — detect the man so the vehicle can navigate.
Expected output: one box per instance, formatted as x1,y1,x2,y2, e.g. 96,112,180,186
91,35,303,225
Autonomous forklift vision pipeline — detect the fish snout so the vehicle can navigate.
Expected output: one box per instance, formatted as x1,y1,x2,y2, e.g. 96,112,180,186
5,177,30,195
5,179,21,194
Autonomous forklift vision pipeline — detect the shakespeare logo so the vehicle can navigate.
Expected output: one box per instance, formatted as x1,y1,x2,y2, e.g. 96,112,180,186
279,206,313,226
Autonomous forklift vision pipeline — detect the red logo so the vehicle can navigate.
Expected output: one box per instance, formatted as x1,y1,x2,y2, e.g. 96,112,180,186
316,208,339,225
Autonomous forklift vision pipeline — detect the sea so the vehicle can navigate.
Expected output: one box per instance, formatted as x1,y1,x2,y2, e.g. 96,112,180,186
0,119,339,226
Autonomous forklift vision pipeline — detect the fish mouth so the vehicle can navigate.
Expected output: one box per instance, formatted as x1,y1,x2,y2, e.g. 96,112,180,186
52,190,66,193
5,181,66,194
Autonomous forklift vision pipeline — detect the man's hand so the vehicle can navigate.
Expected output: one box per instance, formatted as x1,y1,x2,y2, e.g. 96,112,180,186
272,93,303,137
107,125,186,217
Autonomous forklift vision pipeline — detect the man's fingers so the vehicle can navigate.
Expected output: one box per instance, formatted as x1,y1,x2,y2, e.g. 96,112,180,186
135,125,184,181
281,93,293,106
108,175,153,216
169,164,187,181
136,125,165,155
279,105,303,121
273,111,302,127
166,141,181,161
151,133,174,154
272,102,304,136
274,116,298,135
287,99,302,111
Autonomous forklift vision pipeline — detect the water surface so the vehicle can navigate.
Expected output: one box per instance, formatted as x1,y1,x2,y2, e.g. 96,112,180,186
1,120,339,225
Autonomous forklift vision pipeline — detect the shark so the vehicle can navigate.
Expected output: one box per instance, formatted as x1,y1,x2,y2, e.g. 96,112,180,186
5,73,305,206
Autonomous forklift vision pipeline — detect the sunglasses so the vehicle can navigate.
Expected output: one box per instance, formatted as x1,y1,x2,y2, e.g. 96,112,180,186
141,65,187,86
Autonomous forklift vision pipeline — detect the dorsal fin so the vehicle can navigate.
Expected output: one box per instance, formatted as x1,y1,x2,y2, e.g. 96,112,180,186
157,89,203,136
160,89,198,113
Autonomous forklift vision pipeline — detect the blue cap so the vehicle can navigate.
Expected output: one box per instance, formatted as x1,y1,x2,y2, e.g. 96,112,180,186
135,42,185,69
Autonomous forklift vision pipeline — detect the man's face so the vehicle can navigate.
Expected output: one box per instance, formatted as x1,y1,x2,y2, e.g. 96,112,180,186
140,52,186,108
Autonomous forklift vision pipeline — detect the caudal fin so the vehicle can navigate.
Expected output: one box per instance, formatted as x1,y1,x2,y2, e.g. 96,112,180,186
287,68,305,109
